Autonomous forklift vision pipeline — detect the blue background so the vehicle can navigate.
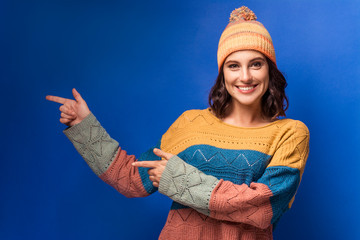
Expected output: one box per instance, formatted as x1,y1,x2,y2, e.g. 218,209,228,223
1,0,360,239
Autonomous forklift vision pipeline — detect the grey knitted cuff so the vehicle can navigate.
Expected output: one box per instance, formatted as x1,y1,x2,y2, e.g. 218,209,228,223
159,155,220,216
63,112,119,176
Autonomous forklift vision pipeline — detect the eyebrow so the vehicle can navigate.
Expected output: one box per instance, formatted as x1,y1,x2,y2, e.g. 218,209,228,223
250,57,266,62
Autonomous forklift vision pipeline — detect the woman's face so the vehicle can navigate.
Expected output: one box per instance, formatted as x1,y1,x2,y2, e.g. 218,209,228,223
223,50,269,110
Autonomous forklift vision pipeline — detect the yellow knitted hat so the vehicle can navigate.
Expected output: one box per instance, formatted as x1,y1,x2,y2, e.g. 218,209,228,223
217,6,276,70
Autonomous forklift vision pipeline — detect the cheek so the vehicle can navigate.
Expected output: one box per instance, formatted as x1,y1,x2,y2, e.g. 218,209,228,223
259,72,269,89
224,72,237,85
224,81,232,95
224,77,237,95
264,77,269,90
223,73,233,92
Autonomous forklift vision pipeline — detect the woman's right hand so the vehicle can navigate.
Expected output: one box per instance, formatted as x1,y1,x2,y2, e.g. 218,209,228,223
46,88,91,127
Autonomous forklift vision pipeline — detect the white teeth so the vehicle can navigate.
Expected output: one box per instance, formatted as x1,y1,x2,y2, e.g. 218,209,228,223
237,86,254,91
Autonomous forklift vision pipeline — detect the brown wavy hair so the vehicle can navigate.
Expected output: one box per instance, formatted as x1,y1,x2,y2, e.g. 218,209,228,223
208,57,289,120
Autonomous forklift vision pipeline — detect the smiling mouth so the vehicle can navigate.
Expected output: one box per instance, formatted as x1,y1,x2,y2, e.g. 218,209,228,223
236,84,258,92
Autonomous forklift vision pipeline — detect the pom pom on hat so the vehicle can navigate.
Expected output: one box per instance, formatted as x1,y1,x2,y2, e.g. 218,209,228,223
217,6,276,70
229,6,257,22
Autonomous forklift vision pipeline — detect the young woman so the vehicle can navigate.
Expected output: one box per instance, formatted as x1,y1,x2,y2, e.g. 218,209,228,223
47,6,309,240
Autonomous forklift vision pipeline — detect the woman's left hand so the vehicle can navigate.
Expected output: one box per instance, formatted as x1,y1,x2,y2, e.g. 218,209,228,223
132,148,174,188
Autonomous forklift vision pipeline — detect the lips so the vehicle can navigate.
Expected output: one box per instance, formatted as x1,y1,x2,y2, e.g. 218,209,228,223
235,84,258,93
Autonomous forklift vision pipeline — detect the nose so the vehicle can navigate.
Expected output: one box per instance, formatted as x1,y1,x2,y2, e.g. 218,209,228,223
239,68,252,83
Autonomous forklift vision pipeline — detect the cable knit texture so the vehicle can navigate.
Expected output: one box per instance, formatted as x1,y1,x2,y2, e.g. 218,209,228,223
64,108,309,240
99,148,149,198
63,113,119,176
159,155,220,216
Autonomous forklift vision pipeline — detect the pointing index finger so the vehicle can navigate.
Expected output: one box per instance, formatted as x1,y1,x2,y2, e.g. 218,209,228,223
132,161,157,168
46,95,68,104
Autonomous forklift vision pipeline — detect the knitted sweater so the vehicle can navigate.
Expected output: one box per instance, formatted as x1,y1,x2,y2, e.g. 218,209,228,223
64,108,309,240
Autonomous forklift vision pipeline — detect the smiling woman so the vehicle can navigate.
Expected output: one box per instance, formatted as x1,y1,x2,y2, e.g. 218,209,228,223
210,50,289,126
47,6,309,240
222,50,270,126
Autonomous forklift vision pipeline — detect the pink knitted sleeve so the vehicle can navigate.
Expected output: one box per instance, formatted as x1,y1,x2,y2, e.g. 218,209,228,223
99,147,149,198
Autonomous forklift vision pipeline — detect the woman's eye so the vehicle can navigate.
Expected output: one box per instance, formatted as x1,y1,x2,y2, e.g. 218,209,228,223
228,64,239,69
251,61,262,69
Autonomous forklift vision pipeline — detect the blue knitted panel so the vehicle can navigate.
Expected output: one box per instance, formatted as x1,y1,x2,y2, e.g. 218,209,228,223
170,144,271,209
137,140,161,194
257,166,300,225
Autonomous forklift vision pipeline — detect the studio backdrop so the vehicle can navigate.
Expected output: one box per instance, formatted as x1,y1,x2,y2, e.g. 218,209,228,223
1,0,359,239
